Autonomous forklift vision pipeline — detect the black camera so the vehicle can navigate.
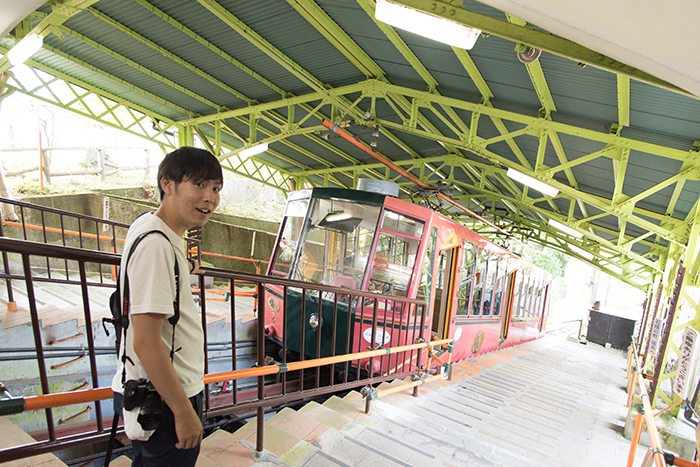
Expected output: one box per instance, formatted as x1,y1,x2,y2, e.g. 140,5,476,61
123,378,163,431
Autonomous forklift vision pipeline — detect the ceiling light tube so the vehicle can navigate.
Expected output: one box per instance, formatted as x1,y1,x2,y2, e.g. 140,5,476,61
6,34,44,66
548,219,583,239
239,142,268,158
506,168,559,197
375,0,480,50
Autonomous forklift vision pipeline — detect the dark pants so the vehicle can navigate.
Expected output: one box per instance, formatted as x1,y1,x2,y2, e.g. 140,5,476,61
113,391,204,467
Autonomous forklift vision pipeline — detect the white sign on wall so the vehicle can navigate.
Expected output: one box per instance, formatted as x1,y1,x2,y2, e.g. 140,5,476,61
648,318,664,360
673,327,697,399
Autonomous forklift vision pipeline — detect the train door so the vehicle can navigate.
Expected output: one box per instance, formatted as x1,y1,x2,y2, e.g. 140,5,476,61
499,270,517,345
431,247,458,340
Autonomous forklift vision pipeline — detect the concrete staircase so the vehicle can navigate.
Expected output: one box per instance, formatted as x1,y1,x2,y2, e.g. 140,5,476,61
188,336,649,467
2,335,652,467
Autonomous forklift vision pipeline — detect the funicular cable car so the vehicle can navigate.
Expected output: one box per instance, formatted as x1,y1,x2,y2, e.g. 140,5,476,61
264,180,551,377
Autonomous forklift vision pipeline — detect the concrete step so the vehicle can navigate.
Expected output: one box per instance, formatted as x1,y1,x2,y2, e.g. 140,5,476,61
0,416,68,467
109,456,132,467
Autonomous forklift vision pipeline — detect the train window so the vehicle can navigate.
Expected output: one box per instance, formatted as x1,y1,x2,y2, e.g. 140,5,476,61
482,255,499,317
416,227,438,315
290,198,381,287
368,211,424,297
525,273,537,317
270,199,309,276
381,211,424,238
472,249,488,316
512,272,522,317
492,259,506,317
519,269,530,317
456,243,477,316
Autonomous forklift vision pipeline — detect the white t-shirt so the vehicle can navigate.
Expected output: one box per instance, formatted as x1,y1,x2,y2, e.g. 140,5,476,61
111,212,204,398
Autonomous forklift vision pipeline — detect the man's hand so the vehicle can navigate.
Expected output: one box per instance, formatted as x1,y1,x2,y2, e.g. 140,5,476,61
173,404,203,450
132,313,204,449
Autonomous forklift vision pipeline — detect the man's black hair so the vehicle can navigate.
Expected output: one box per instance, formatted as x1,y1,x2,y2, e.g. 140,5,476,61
157,147,223,200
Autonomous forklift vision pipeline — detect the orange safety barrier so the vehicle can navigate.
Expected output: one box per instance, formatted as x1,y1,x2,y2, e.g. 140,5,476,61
4,220,268,276
626,340,671,467
2,338,453,414
2,221,126,244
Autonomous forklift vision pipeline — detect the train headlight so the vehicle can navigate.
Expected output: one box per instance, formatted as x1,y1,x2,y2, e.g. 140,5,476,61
309,313,320,330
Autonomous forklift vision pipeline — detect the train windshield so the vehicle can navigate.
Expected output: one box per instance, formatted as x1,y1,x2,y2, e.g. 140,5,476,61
367,210,424,297
285,197,382,289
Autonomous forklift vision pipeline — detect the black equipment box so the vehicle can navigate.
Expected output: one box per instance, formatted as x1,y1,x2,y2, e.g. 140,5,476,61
587,310,637,350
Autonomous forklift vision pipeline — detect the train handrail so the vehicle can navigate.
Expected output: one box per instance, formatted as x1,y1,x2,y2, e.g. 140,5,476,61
626,338,669,467
0,338,450,416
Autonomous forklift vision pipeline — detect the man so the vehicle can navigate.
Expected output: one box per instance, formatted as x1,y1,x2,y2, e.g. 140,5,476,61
111,146,223,466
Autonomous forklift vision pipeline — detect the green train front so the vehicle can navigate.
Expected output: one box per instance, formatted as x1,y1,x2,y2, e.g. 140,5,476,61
263,183,428,369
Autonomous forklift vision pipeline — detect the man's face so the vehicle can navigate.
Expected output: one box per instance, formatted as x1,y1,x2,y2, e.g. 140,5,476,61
161,177,222,234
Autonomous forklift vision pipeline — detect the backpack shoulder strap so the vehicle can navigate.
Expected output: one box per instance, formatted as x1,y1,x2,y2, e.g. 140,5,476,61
122,229,180,328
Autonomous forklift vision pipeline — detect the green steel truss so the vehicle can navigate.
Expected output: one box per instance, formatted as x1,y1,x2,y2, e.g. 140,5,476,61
1,0,696,290
2,0,700,409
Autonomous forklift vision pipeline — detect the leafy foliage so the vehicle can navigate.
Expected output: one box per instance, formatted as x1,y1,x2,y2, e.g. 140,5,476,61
514,241,569,278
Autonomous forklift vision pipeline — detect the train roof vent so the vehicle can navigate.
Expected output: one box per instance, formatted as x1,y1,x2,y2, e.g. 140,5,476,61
357,178,399,197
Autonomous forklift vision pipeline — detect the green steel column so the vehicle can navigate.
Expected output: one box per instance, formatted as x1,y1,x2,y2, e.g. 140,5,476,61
178,125,194,147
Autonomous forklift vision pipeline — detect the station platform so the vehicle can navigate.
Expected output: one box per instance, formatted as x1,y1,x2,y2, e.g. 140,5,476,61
186,332,652,467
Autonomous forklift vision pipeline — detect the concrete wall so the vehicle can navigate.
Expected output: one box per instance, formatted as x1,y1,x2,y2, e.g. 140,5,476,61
17,191,279,275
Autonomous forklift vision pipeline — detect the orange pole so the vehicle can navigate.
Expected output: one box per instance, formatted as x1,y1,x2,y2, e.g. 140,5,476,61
204,338,454,385
626,411,645,467
654,398,683,417
13,339,454,412
2,221,126,244
626,375,636,407
23,387,113,412
631,350,668,467
373,372,447,399
626,344,634,380
670,456,696,467
429,353,446,366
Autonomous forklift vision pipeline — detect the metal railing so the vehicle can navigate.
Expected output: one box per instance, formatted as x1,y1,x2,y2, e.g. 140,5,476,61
0,236,431,463
625,338,696,467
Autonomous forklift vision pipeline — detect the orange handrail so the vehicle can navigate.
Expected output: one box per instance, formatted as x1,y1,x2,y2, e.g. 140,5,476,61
2,220,125,244
5,219,269,274
626,339,669,467
3,338,453,414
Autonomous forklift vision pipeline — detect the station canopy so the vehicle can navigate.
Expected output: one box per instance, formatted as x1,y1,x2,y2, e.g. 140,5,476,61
2,0,700,291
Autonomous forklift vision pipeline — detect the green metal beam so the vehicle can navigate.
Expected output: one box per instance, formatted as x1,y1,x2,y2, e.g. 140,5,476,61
0,48,178,148
196,0,327,94
56,24,223,112
0,0,101,74
289,0,385,80
390,0,693,97
506,14,556,117
618,75,631,127
85,6,254,105
357,0,438,91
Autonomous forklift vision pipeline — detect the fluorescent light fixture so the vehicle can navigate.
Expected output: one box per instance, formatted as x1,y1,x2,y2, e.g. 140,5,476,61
6,34,43,66
239,142,268,158
375,0,481,50
548,219,583,239
506,168,559,197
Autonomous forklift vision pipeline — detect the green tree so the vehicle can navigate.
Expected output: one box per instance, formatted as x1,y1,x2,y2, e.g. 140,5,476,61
515,242,569,278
